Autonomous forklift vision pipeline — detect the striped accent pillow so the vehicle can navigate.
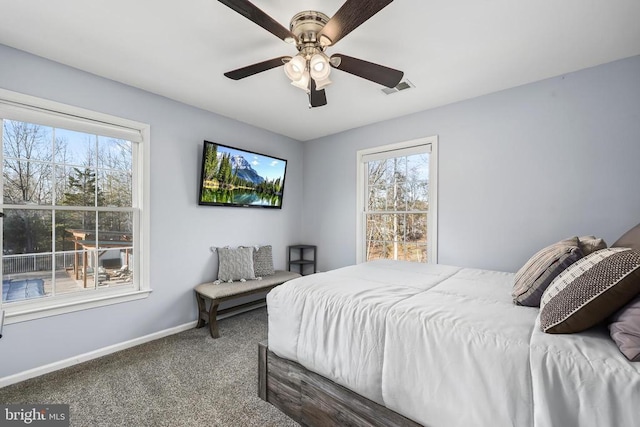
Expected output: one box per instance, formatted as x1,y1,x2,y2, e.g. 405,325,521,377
540,248,640,334
512,237,583,307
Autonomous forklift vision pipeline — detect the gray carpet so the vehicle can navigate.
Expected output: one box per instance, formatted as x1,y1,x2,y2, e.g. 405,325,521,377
0,308,298,427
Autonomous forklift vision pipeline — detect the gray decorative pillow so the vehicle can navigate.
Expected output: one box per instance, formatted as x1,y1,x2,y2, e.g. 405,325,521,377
217,246,256,282
540,248,640,334
253,245,274,277
512,237,583,307
578,235,607,256
609,295,640,361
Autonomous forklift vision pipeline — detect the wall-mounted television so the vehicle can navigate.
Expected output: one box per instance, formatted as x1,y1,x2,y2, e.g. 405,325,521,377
198,140,287,208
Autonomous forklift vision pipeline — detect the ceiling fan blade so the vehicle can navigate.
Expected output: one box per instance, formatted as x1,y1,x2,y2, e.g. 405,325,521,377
331,54,403,88
309,79,328,108
318,0,393,46
217,0,297,42
224,56,290,80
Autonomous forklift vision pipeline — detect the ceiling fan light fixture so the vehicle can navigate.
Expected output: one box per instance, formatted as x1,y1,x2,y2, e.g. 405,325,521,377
290,70,310,91
310,53,331,81
284,54,306,81
220,1,404,107
313,77,332,91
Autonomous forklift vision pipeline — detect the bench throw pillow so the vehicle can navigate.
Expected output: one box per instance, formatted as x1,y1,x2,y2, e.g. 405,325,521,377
253,245,275,277
540,248,640,334
512,237,583,307
609,295,640,361
217,246,256,282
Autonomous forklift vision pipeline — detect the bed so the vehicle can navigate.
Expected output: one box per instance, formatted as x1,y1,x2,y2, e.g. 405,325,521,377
260,254,640,427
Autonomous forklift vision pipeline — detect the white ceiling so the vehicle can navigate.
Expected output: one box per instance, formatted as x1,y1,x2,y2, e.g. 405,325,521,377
1,0,639,141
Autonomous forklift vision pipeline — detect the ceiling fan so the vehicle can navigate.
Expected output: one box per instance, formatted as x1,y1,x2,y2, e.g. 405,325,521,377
218,0,404,108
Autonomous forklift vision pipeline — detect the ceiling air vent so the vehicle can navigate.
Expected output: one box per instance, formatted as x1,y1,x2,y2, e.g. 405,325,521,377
381,79,415,95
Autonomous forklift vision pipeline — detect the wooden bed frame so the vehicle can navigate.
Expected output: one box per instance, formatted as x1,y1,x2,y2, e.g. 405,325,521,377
258,342,422,427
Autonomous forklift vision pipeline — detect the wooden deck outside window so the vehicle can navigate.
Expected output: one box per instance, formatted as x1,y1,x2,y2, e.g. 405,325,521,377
66,229,132,288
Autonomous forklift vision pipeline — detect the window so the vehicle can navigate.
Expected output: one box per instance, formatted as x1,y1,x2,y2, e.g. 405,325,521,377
0,89,150,323
356,137,438,263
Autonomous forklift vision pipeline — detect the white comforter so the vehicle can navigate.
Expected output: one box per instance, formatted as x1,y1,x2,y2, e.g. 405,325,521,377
266,260,640,427
529,318,640,427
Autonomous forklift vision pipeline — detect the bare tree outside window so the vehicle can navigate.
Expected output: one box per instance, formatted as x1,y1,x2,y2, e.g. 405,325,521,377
2,119,135,301
365,152,429,262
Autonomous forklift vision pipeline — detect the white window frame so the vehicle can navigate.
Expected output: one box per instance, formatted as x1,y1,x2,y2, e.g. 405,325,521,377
0,88,151,324
356,136,438,264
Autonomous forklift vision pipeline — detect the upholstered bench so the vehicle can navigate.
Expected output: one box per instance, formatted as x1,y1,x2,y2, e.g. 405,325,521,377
195,270,301,338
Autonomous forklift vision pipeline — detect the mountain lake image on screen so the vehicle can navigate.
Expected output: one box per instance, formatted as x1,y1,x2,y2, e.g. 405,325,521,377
198,140,287,208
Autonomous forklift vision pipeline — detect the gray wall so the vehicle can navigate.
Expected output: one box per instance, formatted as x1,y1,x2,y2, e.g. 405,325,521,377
303,55,640,273
2,43,639,380
0,45,304,378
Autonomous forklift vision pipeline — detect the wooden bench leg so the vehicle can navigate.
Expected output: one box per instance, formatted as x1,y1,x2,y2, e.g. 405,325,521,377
195,291,207,329
208,302,220,338
195,291,221,338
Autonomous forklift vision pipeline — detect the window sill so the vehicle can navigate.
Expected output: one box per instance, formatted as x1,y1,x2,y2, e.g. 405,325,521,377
3,288,152,324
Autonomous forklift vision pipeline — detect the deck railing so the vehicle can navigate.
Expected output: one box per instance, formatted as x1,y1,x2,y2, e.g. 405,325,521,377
2,252,76,275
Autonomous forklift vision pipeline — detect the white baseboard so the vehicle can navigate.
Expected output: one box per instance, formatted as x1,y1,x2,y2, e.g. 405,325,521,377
0,320,197,388
0,303,266,389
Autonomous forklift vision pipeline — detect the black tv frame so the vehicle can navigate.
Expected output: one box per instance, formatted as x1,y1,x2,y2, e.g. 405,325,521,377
197,140,287,209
